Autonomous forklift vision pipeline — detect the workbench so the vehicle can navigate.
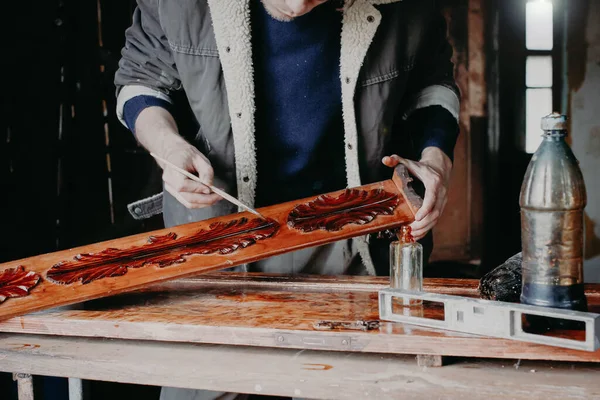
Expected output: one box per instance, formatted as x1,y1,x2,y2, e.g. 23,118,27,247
0,273,599,400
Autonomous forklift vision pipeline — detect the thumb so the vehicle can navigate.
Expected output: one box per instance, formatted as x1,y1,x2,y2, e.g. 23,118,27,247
395,157,427,183
191,154,214,186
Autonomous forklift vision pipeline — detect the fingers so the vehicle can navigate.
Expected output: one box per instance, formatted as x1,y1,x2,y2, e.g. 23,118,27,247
159,149,221,209
391,157,439,221
178,191,222,208
410,194,447,240
413,166,444,221
165,182,222,209
164,182,194,208
163,168,211,195
383,153,444,222
382,154,401,168
383,155,431,184
191,153,214,185
383,153,451,239
381,154,417,170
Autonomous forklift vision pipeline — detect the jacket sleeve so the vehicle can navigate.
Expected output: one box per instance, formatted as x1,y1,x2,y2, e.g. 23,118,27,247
113,0,182,127
401,5,460,124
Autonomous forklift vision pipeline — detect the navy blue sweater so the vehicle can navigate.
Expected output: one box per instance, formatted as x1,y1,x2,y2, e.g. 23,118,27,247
251,0,346,206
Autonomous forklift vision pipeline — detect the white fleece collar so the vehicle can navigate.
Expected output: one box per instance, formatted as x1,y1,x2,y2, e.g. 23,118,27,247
206,0,257,209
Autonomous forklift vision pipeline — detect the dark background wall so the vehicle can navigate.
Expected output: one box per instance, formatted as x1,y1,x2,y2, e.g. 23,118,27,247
2,0,163,267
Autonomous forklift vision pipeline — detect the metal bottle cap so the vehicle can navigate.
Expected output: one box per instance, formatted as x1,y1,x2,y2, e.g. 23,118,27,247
541,112,568,131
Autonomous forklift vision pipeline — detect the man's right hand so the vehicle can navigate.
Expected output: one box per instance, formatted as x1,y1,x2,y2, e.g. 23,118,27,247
134,106,222,209
160,144,222,209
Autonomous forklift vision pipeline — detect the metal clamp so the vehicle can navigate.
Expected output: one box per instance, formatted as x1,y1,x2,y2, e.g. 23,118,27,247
379,288,600,352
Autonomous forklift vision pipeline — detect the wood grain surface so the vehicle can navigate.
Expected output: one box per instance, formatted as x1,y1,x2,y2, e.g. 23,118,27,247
2,333,599,400
0,165,419,322
1,272,599,363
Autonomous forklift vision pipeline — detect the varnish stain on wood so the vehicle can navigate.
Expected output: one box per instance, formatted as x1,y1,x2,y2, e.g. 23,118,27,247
0,267,41,303
81,287,383,331
302,364,333,371
10,343,41,350
287,189,400,232
46,218,280,285
313,320,380,331
216,292,310,303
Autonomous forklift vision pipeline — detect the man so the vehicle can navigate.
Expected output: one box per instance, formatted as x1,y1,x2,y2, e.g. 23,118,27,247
115,0,459,397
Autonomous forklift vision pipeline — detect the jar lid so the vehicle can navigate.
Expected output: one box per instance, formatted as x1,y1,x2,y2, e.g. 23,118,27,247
541,112,568,130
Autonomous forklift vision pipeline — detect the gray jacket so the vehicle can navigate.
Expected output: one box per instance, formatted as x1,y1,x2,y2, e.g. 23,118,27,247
114,0,460,275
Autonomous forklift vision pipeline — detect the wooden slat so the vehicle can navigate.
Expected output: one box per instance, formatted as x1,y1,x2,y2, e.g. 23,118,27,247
1,273,599,363
0,334,598,399
0,173,417,322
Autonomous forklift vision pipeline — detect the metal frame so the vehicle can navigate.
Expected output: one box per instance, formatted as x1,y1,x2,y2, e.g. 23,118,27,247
379,289,600,352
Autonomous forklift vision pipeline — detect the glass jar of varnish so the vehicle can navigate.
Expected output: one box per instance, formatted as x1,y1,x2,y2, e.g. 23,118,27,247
390,226,423,307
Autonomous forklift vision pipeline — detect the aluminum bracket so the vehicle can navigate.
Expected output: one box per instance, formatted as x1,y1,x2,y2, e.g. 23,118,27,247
378,289,600,352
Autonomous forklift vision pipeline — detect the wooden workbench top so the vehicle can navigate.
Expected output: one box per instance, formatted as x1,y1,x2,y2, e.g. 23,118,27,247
0,273,598,363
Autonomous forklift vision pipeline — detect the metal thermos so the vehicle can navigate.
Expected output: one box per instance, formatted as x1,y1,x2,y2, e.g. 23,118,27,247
519,113,588,315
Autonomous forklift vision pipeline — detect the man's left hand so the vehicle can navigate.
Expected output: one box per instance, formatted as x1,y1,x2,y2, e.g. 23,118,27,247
382,147,453,240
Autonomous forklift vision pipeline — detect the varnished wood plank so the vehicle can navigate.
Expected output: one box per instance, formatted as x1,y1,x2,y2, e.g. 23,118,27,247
142,272,600,300
0,334,598,400
143,273,482,295
1,274,598,363
0,166,419,322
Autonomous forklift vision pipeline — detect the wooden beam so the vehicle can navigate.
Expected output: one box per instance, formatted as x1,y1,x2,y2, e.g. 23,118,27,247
1,334,598,399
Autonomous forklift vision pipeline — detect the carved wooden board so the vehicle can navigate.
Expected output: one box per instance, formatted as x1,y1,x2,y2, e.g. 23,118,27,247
0,165,421,321
1,273,599,363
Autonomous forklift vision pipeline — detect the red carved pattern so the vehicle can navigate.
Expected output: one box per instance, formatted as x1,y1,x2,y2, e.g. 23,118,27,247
287,189,400,233
46,218,279,285
0,266,41,303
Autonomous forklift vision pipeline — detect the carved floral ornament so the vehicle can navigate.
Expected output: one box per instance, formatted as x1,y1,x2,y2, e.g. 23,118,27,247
0,266,41,303
46,218,280,285
0,188,401,303
287,189,400,232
